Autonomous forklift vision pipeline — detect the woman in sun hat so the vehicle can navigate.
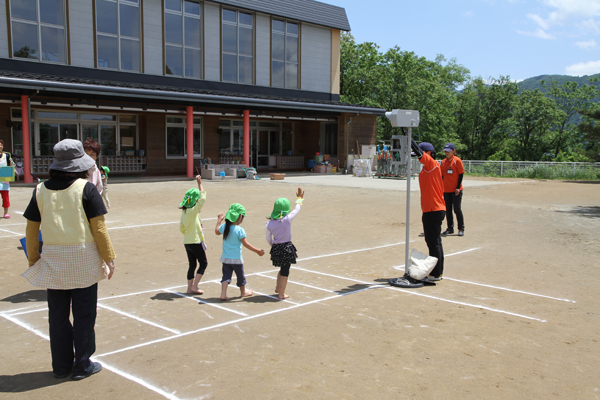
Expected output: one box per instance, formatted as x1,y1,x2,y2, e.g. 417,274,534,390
215,203,265,300
21,139,116,381
265,187,305,300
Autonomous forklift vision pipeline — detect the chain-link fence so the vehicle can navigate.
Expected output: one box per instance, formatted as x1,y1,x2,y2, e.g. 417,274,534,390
460,160,600,180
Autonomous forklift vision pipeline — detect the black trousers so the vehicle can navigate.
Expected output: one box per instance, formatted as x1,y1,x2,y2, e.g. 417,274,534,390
422,210,445,277
184,243,208,280
47,284,97,376
443,191,464,231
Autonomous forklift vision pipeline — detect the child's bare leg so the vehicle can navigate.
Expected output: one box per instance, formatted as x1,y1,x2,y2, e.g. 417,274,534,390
187,274,203,294
276,275,289,299
240,285,253,297
220,282,229,300
275,271,281,293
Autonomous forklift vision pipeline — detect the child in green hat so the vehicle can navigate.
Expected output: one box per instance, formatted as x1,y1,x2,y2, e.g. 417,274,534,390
179,175,208,294
215,203,265,300
266,187,305,300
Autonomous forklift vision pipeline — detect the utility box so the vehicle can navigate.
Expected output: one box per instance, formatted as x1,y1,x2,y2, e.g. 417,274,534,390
385,109,420,128
391,135,409,165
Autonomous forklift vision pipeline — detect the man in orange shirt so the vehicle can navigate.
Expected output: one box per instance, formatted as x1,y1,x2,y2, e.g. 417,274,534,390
440,143,465,237
411,140,445,281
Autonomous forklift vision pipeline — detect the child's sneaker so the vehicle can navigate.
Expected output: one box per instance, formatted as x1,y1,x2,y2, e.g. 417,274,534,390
442,229,453,235
3,214,9,219
425,275,443,282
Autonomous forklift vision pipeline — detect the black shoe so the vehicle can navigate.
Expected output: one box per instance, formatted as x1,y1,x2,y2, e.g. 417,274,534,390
53,360,75,379
442,229,454,235
72,362,102,381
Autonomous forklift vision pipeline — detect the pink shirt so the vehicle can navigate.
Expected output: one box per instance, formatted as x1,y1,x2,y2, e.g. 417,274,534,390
266,203,301,245
89,165,103,195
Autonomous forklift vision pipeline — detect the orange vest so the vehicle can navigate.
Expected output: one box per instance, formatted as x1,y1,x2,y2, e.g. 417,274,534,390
441,156,464,193
418,153,446,212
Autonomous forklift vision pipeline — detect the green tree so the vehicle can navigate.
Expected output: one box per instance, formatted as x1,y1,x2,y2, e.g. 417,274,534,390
455,76,518,160
507,90,565,161
339,32,383,107
541,78,600,158
577,105,600,161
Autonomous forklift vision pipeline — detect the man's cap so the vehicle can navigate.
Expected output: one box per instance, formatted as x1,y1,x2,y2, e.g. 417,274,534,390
443,143,455,151
419,142,435,152
225,203,246,222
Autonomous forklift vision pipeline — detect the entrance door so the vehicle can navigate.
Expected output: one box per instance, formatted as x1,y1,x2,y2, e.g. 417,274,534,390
257,130,269,168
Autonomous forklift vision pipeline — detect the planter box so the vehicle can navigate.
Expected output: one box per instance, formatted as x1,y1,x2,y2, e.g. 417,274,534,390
270,173,285,180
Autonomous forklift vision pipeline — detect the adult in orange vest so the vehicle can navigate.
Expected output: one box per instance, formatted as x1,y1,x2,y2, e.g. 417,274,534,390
411,140,445,281
440,143,465,236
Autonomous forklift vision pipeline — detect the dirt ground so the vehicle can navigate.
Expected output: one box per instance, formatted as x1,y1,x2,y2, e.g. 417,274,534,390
0,174,599,399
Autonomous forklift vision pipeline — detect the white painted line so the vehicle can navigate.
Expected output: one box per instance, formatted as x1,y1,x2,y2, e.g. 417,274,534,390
163,289,248,316
0,222,26,226
14,211,24,215
1,313,49,340
390,247,575,303
251,290,300,305
107,217,217,231
256,272,337,294
0,228,22,236
385,286,547,322
97,303,181,334
443,277,576,303
297,240,416,262
94,359,184,400
96,287,377,358
293,266,547,323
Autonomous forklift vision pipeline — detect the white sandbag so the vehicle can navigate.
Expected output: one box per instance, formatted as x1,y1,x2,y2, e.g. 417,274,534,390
407,249,438,280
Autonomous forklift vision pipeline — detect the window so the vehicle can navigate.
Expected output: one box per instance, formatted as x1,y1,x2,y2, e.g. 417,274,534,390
96,0,141,72
11,110,138,156
222,9,253,84
166,116,203,158
10,0,67,63
272,20,298,89
165,0,202,78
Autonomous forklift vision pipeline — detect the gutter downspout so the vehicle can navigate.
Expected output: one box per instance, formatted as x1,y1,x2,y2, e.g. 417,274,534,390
21,90,38,184
345,114,357,170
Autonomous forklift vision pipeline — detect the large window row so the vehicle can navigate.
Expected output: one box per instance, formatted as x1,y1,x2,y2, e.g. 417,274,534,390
11,109,138,157
8,1,301,88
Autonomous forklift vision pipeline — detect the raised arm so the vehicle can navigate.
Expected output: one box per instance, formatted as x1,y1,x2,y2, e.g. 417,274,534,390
215,212,224,235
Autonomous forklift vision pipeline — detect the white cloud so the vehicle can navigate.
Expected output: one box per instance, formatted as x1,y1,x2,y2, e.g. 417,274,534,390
517,28,556,39
464,11,474,17
574,39,597,49
565,60,600,76
527,13,551,29
579,18,600,33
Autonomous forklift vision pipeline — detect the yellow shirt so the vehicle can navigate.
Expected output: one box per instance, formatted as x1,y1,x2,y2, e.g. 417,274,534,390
180,191,206,244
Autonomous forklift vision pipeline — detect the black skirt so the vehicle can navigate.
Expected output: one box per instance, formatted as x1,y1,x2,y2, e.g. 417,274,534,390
270,242,298,267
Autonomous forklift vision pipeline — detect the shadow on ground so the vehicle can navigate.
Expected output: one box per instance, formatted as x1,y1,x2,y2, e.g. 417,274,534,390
0,371,67,392
1,290,47,303
557,206,600,219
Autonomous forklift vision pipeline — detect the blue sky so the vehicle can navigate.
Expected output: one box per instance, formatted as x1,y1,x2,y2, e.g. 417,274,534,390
325,0,600,82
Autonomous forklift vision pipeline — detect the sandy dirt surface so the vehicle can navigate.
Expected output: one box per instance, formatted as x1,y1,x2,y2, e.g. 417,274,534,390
1,175,599,399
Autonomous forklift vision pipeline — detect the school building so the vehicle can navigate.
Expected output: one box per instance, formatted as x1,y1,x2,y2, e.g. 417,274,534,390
0,0,385,182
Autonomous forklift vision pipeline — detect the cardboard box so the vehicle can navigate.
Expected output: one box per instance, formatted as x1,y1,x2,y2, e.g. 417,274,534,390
270,173,285,180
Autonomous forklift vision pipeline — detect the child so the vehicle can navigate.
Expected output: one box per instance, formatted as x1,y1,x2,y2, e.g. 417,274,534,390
82,137,103,195
15,161,23,182
215,203,264,300
100,166,110,208
266,187,305,300
180,175,208,295
0,139,14,218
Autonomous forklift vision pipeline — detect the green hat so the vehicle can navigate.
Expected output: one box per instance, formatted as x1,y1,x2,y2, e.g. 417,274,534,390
101,166,110,174
270,198,291,219
225,203,246,222
180,188,200,208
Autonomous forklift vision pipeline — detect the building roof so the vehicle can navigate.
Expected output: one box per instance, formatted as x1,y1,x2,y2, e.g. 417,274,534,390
209,0,351,31
0,70,385,115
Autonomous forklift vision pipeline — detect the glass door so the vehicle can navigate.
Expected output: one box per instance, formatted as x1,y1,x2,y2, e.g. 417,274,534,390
257,130,269,168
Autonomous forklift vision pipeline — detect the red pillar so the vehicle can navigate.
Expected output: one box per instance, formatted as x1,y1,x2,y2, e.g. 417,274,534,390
21,95,33,184
243,110,249,167
186,106,193,177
